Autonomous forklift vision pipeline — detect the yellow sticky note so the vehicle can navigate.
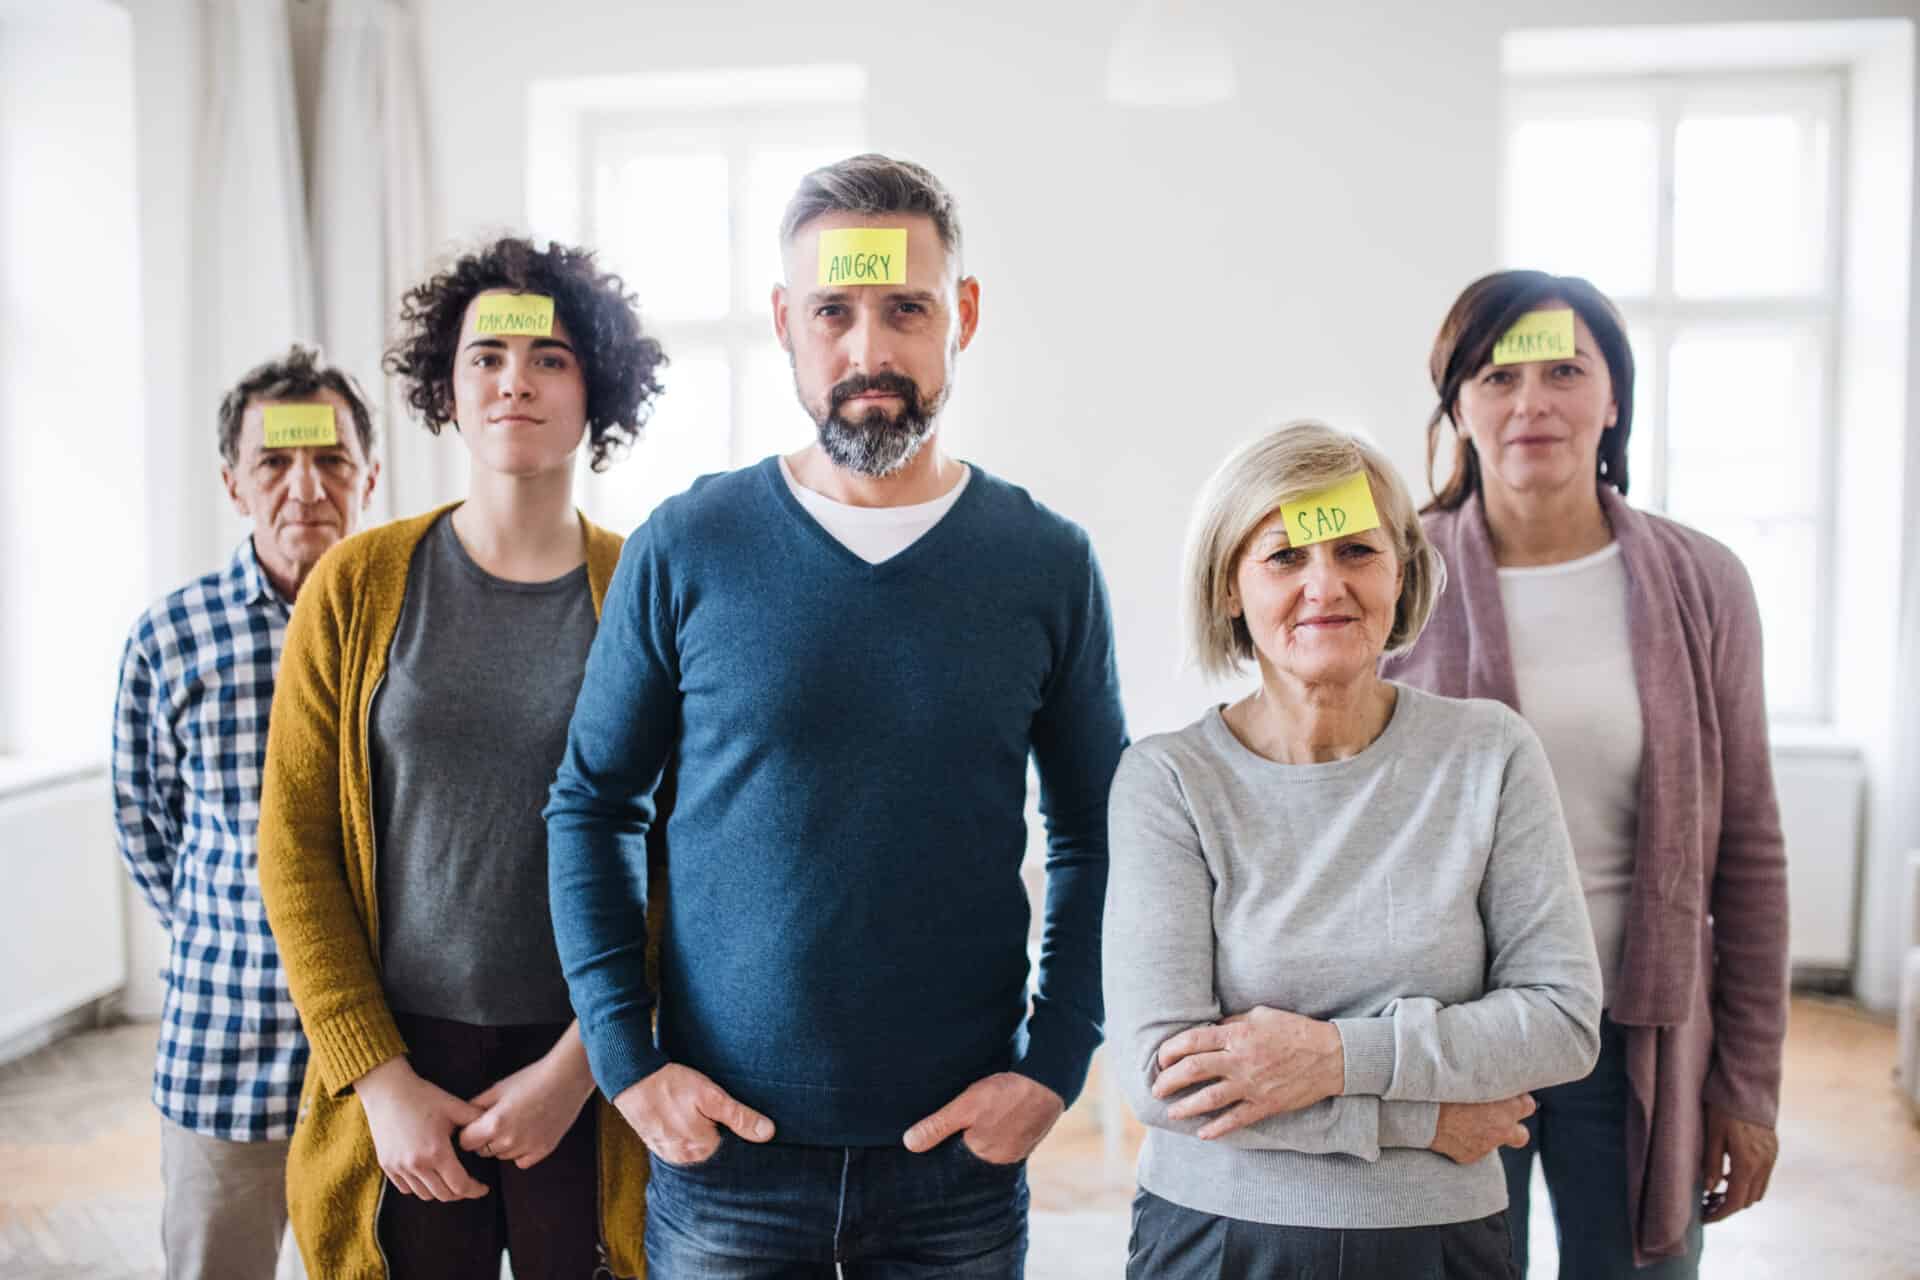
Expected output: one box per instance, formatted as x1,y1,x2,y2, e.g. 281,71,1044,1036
818,228,908,286
1279,471,1381,549
261,403,338,448
1492,308,1576,365
472,292,555,337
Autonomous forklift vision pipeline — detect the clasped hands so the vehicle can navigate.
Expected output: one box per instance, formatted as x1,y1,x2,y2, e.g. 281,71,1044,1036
611,1063,1065,1168
357,1041,597,1202
1152,1005,1535,1165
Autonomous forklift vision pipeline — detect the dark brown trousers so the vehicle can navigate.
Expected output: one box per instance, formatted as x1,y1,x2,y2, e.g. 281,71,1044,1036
378,1012,600,1279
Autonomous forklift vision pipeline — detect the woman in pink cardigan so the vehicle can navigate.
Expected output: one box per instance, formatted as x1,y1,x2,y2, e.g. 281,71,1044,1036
1382,270,1789,1277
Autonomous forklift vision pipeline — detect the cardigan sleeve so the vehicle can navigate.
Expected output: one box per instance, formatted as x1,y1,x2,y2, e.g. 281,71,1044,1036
257,551,407,1098
1699,555,1790,1128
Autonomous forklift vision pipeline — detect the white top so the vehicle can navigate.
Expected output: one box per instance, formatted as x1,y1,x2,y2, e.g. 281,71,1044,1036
1498,541,1643,1003
778,454,971,564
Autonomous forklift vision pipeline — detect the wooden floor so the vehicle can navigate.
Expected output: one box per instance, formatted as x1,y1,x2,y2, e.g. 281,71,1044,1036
2,998,1915,1278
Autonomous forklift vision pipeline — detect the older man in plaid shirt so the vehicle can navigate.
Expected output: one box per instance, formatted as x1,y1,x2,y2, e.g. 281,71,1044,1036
112,346,379,1279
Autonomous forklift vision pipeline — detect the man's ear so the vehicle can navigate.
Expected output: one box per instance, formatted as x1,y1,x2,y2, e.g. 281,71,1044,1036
222,464,247,516
362,458,381,509
771,283,793,353
954,276,981,352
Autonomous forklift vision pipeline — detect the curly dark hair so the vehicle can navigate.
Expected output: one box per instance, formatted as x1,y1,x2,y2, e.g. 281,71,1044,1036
218,344,376,467
383,236,667,472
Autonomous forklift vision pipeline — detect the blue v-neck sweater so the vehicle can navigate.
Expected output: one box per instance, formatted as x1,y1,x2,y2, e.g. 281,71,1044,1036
546,457,1129,1145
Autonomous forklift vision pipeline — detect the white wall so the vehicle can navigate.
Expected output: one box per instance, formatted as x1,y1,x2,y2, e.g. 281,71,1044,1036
413,0,1504,734
102,0,1920,1006
408,0,1919,722
409,0,1920,1006
1831,25,1917,1014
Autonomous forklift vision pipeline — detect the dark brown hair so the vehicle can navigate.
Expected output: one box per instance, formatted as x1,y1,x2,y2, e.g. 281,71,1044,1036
1424,270,1635,511
384,236,667,472
217,344,376,466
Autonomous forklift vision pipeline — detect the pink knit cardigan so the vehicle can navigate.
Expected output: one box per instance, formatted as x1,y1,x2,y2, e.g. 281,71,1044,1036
1382,487,1790,1265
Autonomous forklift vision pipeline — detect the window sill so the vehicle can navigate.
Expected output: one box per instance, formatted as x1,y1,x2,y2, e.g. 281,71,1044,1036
0,754,106,802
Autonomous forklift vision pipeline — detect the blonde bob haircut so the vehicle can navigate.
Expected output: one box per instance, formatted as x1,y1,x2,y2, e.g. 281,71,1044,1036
1183,421,1446,680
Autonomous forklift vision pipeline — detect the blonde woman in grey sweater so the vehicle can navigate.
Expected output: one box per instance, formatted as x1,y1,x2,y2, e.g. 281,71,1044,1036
1104,422,1602,1278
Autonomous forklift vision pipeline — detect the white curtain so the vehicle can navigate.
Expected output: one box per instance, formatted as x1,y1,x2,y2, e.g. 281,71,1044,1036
195,0,315,414
312,0,441,523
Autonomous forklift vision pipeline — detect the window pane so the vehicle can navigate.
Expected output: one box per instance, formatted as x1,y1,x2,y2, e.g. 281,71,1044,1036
745,143,860,309
1674,114,1829,298
594,152,731,323
1664,330,1820,514
739,344,816,463
1663,329,1824,716
1694,517,1819,717
586,348,733,533
1505,116,1658,297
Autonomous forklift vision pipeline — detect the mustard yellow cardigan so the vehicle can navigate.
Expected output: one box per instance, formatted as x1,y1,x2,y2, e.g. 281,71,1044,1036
258,505,649,1279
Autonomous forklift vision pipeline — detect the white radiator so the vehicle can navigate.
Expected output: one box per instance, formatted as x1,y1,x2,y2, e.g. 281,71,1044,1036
0,765,126,1050
1773,744,1864,982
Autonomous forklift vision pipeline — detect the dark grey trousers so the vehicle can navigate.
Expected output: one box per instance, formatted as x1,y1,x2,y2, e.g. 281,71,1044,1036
1127,1190,1519,1279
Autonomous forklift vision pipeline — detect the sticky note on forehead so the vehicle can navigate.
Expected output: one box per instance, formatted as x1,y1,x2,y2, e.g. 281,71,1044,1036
472,292,555,336
1492,308,1576,365
818,228,908,286
261,403,338,448
1279,471,1381,549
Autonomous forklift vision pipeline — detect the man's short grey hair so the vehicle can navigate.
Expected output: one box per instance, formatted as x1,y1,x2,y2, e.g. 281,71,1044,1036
217,344,376,467
1182,420,1447,679
779,153,963,267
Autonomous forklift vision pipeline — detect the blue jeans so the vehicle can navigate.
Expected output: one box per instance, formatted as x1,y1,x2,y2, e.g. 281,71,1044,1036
644,1132,1029,1278
1501,1016,1703,1279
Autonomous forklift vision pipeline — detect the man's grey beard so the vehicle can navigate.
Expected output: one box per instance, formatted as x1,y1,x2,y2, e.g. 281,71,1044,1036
817,406,935,477
806,368,948,478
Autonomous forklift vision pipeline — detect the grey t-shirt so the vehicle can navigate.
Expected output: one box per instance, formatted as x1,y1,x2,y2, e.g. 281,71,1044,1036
372,512,594,1025
1103,684,1602,1230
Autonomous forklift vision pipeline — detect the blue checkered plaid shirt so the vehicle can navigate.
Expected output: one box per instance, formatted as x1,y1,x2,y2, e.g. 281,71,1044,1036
111,539,308,1141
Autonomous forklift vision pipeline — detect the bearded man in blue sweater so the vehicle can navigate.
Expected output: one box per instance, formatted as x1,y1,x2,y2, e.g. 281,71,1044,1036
545,154,1129,1277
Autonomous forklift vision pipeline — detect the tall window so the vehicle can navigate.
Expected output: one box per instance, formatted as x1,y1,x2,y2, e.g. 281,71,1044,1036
0,0,146,762
531,72,864,533
1501,72,1844,721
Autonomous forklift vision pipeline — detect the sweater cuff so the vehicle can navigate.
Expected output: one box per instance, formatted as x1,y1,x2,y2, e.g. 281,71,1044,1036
1378,1100,1440,1149
1334,1017,1397,1097
584,1010,671,1102
309,1001,409,1099
1012,1031,1099,1110
1701,1064,1781,1130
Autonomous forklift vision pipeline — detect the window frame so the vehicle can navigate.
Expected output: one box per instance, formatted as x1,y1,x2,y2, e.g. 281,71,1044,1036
525,68,865,532
1501,68,1849,723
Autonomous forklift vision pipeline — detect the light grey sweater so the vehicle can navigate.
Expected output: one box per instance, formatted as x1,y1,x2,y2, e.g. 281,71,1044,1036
1103,683,1602,1229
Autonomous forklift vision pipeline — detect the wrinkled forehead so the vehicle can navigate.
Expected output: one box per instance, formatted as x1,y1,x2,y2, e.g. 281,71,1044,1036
782,212,954,292
239,389,362,455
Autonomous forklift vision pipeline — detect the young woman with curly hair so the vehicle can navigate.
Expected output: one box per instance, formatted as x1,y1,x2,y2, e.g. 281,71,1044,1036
258,236,668,1278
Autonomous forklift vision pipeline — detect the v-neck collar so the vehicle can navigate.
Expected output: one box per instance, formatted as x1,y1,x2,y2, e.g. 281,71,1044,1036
758,454,983,580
